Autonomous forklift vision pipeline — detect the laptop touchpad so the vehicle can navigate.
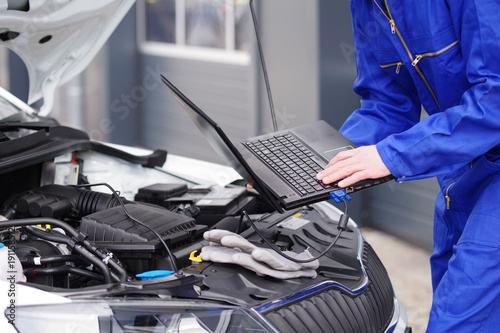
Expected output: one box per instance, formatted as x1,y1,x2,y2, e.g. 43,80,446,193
324,146,354,160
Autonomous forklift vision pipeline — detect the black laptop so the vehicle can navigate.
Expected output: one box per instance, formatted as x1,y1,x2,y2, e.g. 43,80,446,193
160,75,393,212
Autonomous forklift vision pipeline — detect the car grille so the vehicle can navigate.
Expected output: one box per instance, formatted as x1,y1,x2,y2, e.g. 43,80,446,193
261,242,395,333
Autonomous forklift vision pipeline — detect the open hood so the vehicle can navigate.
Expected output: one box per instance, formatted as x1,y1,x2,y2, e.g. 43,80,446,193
0,0,135,116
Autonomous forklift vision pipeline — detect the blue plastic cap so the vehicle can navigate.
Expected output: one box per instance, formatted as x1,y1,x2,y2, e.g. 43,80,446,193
0,243,4,249
136,270,175,281
329,189,352,204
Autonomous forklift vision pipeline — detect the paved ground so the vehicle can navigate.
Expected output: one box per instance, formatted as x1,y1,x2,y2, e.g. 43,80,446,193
362,228,433,333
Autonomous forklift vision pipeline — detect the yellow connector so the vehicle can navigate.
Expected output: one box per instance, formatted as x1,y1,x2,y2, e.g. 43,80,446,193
189,250,202,263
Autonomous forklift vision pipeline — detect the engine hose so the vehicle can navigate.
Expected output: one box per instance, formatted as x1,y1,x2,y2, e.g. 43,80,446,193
2,217,128,283
15,184,127,218
1,218,126,280
24,266,105,282
24,225,114,284
1,217,81,238
20,254,90,267
85,244,128,283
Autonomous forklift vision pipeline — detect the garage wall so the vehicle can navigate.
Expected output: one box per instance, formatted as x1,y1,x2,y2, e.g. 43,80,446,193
257,0,320,132
138,54,257,165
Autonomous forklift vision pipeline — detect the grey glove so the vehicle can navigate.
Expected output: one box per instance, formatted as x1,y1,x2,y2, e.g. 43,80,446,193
201,229,319,279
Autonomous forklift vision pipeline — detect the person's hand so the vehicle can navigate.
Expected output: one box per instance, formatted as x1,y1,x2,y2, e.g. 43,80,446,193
316,145,391,188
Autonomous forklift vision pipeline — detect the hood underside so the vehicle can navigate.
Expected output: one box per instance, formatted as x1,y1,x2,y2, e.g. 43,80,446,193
0,0,135,115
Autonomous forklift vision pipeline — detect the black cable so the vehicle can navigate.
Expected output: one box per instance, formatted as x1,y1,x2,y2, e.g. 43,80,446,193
249,0,278,132
236,213,245,234
242,199,350,263
71,183,179,272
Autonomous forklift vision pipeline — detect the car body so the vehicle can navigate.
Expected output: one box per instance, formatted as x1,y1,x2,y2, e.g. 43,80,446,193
0,1,410,332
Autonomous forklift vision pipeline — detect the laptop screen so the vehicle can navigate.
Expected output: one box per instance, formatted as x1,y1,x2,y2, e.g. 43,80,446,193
160,75,253,182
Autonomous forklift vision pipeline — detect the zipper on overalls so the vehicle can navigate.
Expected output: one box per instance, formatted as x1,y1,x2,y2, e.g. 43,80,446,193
445,182,455,209
380,61,405,74
444,162,472,210
411,41,460,66
373,0,394,34
389,19,395,34
373,0,442,109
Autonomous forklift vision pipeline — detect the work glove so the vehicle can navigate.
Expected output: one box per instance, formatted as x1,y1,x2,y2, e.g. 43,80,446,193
201,229,319,279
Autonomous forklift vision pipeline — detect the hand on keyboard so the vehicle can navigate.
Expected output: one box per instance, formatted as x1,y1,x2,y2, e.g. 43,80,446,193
316,145,391,188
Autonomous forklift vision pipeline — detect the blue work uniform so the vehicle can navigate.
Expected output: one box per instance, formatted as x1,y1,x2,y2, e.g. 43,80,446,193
340,0,500,331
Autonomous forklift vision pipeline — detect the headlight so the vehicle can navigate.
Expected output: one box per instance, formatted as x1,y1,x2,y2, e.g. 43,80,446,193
9,300,278,333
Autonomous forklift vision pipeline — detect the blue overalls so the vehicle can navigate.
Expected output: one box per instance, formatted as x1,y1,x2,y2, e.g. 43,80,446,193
340,1,500,331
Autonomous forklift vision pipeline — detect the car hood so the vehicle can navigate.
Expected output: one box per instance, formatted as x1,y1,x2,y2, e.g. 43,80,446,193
0,0,135,116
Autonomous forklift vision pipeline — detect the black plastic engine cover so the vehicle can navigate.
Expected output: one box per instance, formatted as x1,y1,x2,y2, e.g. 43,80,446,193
182,206,395,333
184,206,367,307
80,204,206,251
80,204,207,274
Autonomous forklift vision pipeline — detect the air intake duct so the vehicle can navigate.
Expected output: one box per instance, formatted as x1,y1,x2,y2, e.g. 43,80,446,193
16,184,124,219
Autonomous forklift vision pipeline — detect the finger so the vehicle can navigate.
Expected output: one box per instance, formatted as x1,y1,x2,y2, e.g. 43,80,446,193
325,149,356,168
337,169,372,188
318,149,364,180
320,165,359,185
318,158,354,180
317,157,361,183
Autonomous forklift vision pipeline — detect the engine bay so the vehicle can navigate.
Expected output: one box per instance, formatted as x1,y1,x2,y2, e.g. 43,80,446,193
0,149,365,297
1,175,254,287
0,135,403,333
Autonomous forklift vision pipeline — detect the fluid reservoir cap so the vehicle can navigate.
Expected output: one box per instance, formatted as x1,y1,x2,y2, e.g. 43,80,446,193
136,270,175,281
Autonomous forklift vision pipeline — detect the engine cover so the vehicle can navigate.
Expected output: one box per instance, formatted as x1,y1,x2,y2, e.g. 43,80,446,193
80,204,207,274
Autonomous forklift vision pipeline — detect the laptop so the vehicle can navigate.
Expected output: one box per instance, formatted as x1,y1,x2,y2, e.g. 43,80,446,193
160,74,393,213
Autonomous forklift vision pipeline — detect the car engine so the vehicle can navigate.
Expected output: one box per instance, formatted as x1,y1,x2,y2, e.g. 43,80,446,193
1,168,263,288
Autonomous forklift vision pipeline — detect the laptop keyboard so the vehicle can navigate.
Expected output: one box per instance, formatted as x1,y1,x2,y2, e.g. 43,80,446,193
246,134,334,196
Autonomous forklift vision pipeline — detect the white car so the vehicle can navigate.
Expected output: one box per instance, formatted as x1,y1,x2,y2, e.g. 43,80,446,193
0,1,410,332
